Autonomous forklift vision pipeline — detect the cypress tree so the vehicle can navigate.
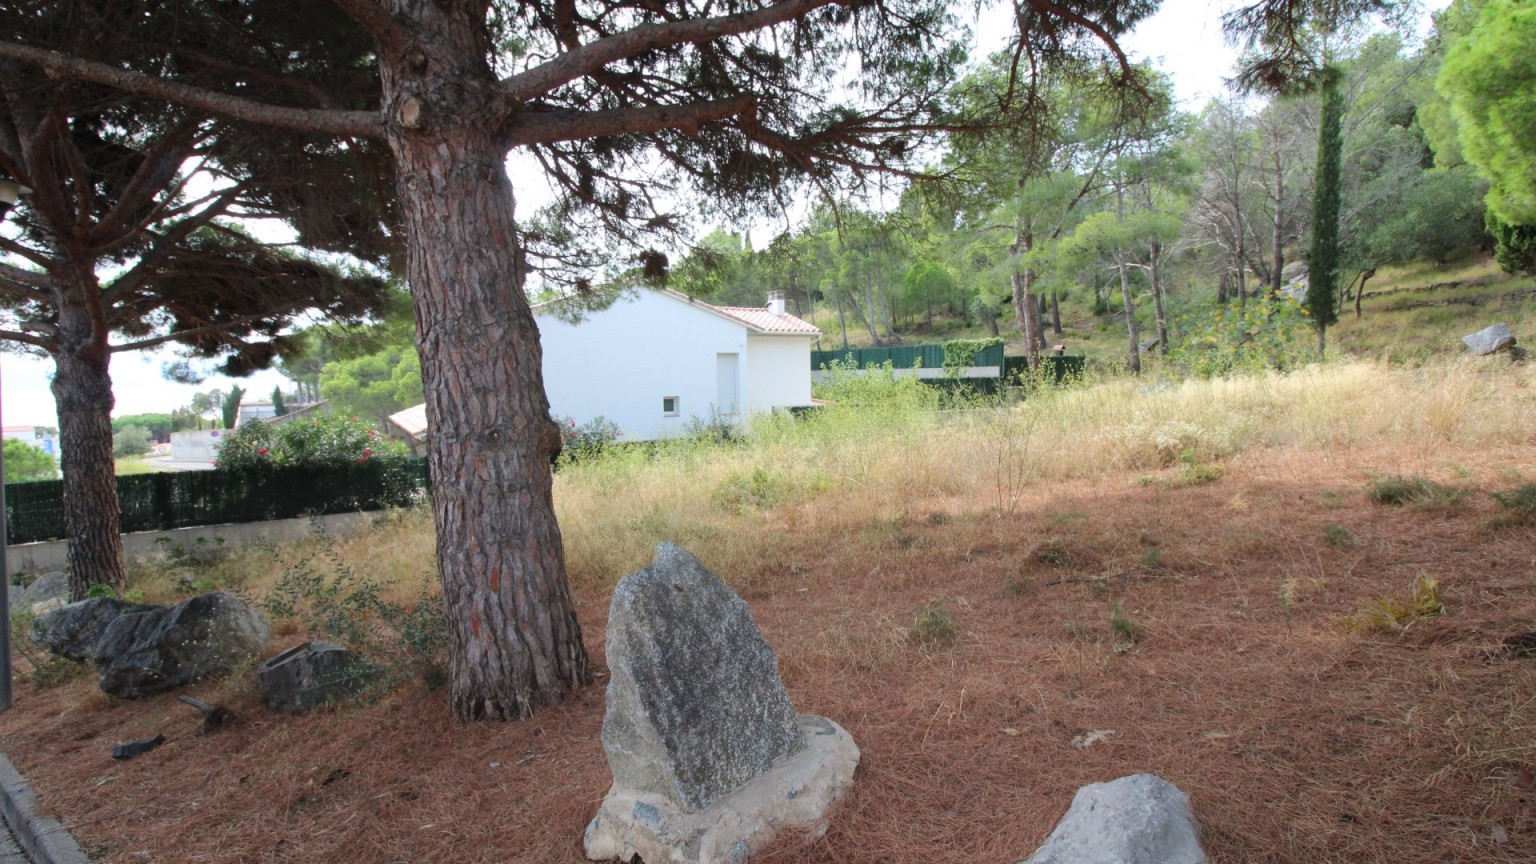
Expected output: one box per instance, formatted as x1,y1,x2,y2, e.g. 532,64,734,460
1308,66,1344,353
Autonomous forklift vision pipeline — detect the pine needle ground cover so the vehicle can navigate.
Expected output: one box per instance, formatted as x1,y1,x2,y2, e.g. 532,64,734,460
1,359,1533,863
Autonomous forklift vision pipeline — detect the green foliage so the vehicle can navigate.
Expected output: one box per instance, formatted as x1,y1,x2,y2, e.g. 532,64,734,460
221,385,245,430
216,414,408,470
1308,66,1344,344
1110,600,1143,644
555,415,622,459
262,530,447,694
1487,210,1536,277
940,338,1004,375
2,438,57,483
1437,0,1536,225
1368,475,1469,509
1323,523,1356,549
272,386,287,417
1342,576,1446,633
910,599,958,647
318,346,424,425
1491,483,1536,523
112,425,153,458
813,358,940,411
1166,295,1311,377
112,413,175,441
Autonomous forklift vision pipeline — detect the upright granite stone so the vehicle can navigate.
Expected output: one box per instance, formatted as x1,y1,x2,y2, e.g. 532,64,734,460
1020,774,1207,864
585,543,859,863
33,598,160,662
1463,322,1516,356
94,592,270,699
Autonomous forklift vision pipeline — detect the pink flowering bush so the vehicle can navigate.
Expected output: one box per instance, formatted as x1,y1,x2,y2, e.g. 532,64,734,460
216,414,408,470
554,415,622,458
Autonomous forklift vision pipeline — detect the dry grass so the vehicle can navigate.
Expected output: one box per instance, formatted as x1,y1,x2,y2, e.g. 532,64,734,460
2,358,1535,863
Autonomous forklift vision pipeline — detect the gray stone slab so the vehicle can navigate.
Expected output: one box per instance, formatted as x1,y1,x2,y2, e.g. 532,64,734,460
599,543,801,811
1463,322,1516,356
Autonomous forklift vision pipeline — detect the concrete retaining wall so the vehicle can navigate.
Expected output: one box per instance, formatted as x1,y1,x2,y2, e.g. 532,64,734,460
5,511,390,577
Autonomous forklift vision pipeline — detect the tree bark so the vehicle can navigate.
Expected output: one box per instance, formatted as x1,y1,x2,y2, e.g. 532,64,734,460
1010,223,1041,368
1050,290,1062,335
52,285,127,601
379,2,588,722
1270,153,1285,299
1149,239,1168,355
1118,251,1140,374
860,273,881,345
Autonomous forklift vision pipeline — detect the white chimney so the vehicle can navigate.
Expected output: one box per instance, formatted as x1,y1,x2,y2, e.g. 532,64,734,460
767,290,787,315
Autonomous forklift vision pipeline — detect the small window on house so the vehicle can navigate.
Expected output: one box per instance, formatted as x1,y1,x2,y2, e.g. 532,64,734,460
662,396,680,416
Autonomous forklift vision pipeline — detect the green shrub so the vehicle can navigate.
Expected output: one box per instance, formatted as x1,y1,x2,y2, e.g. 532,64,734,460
910,599,958,647
1110,600,1144,644
217,414,408,470
1323,523,1355,549
1368,475,1468,509
555,415,623,457
112,424,153,458
1492,483,1536,522
262,529,447,695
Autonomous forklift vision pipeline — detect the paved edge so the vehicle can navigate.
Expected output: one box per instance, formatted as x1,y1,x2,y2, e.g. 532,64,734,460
0,753,89,864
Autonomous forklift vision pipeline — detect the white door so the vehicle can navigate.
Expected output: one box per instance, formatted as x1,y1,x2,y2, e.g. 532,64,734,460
716,353,739,415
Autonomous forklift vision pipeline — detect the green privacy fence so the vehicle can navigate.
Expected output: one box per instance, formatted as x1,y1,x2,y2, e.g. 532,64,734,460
5,459,429,546
811,341,1007,371
1003,355,1087,385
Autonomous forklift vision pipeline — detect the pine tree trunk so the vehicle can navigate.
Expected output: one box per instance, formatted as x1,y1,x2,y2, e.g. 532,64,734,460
52,291,127,601
380,3,588,721
1050,290,1062,335
1150,239,1169,355
1119,252,1140,374
861,274,881,345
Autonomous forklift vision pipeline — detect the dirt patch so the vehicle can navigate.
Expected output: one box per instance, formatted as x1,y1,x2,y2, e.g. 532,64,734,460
1,446,1534,863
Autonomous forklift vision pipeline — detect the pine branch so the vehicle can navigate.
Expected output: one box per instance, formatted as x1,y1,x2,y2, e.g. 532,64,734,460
0,42,382,139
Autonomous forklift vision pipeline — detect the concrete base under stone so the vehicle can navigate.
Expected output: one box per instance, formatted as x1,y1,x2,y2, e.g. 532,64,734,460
584,715,858,864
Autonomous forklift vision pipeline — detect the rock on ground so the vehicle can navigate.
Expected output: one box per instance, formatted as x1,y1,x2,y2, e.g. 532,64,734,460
22,571,70,611
1463,322,1517,356
599,543,802,810
94,592,270,699
32,598,160,663
256,642,375,714
1020,774,1206,864
585,543,858,863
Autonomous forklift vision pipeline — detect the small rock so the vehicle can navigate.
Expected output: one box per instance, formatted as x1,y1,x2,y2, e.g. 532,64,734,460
1019,774,1206,864
33,598,160,662
1463,323,1516,357
256,642,376,715
1070,729,1116,749
95,592,270,699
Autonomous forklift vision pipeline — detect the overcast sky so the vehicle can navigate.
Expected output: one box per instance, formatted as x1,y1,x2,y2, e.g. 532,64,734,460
0,0,1409,429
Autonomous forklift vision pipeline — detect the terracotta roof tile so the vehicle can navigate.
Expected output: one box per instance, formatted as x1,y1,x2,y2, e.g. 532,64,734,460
711,305,821,335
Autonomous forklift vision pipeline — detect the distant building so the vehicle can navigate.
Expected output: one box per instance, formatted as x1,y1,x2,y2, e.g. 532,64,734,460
391,288,821,444
2,424,60,458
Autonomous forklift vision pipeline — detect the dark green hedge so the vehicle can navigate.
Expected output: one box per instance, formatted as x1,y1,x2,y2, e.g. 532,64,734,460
5,459,428,546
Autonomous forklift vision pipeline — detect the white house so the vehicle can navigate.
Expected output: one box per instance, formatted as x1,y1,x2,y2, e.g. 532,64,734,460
533,288,820,440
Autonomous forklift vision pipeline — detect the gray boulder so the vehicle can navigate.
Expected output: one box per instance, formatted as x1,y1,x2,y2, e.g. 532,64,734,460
584,543,859,863
1281,260,1308,282
33,598,160,662
600,543,802,809
94,592,270,699
1020,774,1207,864
23,570,70,610
1463,322,1516,356
256,642,376,715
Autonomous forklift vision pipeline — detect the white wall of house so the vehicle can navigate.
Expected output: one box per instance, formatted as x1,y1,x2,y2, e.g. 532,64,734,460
536,291,746,440
745,334,814,415
170,429,225,462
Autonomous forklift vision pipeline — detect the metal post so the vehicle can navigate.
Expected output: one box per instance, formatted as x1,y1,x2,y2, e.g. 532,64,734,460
0,364,13,711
